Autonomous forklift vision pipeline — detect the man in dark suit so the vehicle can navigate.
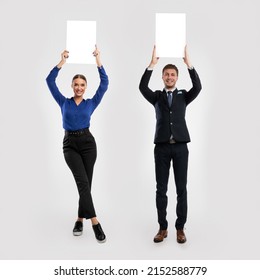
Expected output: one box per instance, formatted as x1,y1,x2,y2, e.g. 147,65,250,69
139,46,202,243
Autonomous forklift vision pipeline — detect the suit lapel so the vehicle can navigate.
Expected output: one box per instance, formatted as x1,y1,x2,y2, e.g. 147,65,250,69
162,89,168,107
170,88,178,108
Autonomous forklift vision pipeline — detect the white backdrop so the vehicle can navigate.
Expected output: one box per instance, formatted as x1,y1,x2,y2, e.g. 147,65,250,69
0,0,260,260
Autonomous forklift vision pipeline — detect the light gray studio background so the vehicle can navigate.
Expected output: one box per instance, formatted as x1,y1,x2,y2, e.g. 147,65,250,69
0,0,259,260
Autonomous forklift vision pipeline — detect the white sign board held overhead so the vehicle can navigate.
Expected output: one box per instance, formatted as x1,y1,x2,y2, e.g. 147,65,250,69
156,13,186,58
66,21,96,64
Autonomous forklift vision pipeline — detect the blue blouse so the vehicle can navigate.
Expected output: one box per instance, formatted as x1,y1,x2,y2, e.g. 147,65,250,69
46,66,109,131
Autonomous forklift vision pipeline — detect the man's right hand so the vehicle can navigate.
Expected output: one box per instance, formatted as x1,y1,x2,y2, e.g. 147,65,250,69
148,45,159,69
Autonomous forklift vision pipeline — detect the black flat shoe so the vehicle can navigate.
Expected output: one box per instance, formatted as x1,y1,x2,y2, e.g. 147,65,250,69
73,221,83,236
92,223,106,243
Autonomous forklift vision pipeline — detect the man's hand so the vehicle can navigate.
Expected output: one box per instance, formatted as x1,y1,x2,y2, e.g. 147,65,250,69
183,45,192,69
148,45,159,69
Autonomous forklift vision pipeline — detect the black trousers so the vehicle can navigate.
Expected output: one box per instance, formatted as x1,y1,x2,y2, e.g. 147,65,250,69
63,129,97,219
154,142,189,230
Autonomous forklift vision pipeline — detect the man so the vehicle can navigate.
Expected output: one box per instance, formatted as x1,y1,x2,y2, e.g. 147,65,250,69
139,46,202,243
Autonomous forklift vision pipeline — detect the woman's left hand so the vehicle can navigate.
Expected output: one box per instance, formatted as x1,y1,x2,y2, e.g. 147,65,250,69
93,45,102,67
93,45,100,57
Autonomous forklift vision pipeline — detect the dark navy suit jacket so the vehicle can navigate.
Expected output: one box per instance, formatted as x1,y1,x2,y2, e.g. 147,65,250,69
139,68,202,144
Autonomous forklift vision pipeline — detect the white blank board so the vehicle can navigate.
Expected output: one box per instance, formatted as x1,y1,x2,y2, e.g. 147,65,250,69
156,13,186,58
66,21,96,64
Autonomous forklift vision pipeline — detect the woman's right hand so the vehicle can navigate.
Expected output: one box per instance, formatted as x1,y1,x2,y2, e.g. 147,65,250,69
61,50,69,61
57,50,69,68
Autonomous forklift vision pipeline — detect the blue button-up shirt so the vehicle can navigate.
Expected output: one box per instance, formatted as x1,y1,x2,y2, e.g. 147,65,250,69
46,66,109,131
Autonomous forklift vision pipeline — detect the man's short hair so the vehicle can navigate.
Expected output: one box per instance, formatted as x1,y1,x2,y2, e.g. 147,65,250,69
162,64,179,76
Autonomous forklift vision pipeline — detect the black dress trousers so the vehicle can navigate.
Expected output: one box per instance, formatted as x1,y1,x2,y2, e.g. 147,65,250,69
63,129,97,219
154,142,189,230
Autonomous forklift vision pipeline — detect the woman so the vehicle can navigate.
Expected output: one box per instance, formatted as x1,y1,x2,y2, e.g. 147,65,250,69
46,47,108,243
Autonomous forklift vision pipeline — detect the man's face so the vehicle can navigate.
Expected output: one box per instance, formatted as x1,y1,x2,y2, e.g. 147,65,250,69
162,69,178,89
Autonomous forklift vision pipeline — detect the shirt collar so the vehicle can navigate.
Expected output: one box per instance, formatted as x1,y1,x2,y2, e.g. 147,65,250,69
164,87,176,94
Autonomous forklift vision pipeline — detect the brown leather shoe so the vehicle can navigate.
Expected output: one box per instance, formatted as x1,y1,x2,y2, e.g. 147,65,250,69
153,229,168,243
177,229,186,243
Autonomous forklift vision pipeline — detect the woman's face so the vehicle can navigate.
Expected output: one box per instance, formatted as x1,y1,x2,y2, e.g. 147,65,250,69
71,78,87,98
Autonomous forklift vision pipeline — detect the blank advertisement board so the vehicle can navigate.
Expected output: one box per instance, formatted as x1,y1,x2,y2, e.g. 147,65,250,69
66,21,96,64
156,13,186,58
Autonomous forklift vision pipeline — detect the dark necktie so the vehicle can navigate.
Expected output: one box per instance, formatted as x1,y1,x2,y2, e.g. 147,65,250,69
167,91,173,107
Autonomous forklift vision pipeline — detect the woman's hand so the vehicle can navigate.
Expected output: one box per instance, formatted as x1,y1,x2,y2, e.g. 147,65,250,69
93,45,102,67
57,50,69,68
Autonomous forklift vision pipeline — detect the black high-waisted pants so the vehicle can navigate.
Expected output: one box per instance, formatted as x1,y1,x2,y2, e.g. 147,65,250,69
63,129,97,219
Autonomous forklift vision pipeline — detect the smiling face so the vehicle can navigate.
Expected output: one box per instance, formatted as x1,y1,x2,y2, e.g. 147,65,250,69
162,64,179,90
162,68,178,89
71,77,87,98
